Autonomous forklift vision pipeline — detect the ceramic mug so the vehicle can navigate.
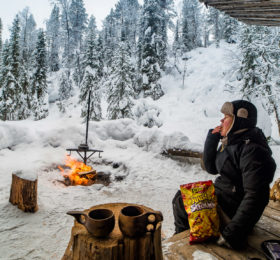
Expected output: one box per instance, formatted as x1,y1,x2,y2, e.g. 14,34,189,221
118,205,163,238
67,208,115,238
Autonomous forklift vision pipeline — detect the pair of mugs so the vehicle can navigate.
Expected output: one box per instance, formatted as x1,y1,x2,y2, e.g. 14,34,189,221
67,205,163,238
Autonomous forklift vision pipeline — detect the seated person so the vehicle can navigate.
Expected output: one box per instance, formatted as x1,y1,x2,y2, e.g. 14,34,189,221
172,100,276,249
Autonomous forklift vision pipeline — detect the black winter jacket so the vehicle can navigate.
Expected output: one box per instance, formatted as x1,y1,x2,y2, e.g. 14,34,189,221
203,127,276,249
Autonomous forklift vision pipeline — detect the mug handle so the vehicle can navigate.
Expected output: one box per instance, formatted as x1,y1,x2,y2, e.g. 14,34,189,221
67,210,87,225
146,211,163,224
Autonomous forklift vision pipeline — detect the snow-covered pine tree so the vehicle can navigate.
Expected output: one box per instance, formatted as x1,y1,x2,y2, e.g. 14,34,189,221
46,5,60,72
222,14,239,44
209,7,221,48
69,0,88,52
79,27,102,121
0,41,10,120
172,20,180,61
96,34,104,79
0,16,25,120
0,18,2,52
114,0,140,55
181,0,201,52
58,0,72,66
201,8,210,48
137,0,165,100
18,8,37,117
106,38,135,120
239,25,280,135
59,70,73,101
73,15,97,88
18,8,37,68
102,9,118,68
31,30,48,120
58,70,73,112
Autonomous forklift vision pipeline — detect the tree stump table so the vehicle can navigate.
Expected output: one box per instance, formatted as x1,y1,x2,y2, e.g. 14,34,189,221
62,203,163,260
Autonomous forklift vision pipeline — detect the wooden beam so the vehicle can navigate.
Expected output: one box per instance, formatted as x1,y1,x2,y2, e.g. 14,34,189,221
200,0,280,5
241,19,280,25
225,7,280,13
230,13,280,18
200,1,280,10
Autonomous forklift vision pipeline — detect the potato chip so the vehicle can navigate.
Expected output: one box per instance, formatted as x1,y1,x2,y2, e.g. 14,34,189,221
180,180,220,244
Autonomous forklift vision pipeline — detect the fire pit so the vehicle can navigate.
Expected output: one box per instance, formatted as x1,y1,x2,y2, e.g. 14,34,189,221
58,156,97,186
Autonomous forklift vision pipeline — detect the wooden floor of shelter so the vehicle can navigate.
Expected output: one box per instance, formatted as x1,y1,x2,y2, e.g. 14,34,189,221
163,200,280,260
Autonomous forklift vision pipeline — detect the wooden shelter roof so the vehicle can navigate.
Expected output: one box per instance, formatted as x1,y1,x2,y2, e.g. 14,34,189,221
199,0,280,26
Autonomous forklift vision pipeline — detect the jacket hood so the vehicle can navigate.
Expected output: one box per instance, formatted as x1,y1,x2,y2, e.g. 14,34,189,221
228,127,271,154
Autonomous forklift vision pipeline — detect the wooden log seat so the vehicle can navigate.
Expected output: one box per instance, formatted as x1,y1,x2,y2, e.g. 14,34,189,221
9,172,38,212
163,200,280,259
62,203,163,260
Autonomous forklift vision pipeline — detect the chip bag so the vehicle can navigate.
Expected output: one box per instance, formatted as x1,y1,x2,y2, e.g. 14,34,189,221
180,180,220,244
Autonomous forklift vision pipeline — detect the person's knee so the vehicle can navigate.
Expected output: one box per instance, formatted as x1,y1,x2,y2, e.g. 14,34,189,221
172,190,182,206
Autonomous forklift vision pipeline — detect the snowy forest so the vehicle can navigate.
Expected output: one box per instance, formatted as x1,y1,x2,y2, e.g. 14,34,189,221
2,0,280,258
0,0,280,135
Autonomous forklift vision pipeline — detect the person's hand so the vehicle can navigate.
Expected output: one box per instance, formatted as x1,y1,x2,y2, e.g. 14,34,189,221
212,126,222,134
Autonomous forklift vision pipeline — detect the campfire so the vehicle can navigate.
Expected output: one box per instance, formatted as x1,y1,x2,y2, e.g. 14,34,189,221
58,156,97,186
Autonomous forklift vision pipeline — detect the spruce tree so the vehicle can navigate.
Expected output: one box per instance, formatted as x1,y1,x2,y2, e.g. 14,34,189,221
69,0,88,52
58,70,73,112
79,29,102,121
138,0,165,100
58,0,72,66
172,20,181,64
106,41,135,120
18,8,37,68
239,25,280,135
59,70,73,101
0,41,10,120
114,0,140,55
46,5,60,72
222,15,239,44
31,30,48,120
0,18,2,52
73,15,97,88
102,9,118,68
209,7,221,48
181,0,201,52
0,16,24,120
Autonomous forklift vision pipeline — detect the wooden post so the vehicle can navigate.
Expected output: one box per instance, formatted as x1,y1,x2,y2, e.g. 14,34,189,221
63,203,163,260
9,173,38,212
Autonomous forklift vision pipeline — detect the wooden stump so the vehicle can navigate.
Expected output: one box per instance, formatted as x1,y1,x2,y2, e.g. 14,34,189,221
62,203,163,260
9,173,38,212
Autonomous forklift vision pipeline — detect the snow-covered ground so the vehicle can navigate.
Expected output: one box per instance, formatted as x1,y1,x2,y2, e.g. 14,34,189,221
0,42,279,259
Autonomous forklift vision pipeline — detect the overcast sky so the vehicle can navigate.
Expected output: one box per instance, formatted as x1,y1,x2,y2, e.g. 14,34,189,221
1,0,144,40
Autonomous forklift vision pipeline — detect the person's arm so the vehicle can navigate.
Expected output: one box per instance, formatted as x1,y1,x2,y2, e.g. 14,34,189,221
203,128,221,174
221,143,276,249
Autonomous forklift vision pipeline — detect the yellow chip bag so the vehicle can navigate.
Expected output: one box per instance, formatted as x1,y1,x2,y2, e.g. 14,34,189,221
180,180,220,244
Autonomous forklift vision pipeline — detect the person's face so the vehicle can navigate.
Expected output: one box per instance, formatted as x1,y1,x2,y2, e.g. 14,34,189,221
220,114,234,137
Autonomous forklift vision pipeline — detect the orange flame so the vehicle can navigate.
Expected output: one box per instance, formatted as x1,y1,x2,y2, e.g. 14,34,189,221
58,156,94,185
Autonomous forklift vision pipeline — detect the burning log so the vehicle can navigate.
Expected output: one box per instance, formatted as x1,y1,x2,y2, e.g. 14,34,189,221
59,156,98,186
63,170,97,186
62,203,163,260
9,172,38,212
